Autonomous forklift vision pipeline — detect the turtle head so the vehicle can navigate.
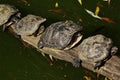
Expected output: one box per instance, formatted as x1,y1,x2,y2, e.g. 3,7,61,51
63,20,83,50
33,18,46,37
3,12,21,31
110,46,118,55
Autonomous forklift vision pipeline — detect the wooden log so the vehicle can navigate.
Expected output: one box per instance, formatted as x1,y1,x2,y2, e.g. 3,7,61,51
20,35,120,80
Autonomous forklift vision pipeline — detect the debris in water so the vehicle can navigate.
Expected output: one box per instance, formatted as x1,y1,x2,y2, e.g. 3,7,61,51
79,18,83,22
55,2,59,8
101,17,114,23
64,74,67,78
95,6,100,16
18,0,30,6
84,76,91,80
85,6,114,23
78,0,82,5
85,70,96,79
85,9,102,19
48,9,65,14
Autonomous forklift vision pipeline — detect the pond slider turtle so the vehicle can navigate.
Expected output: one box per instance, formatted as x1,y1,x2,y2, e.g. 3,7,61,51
78,34,118,69
37,20,83,50
12,14,46,36
0,4,21,31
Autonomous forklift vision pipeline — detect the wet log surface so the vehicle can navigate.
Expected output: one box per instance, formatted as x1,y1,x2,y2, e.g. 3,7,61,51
20,35,120,80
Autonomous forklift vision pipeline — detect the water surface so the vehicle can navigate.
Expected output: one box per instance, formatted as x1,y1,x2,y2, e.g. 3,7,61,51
0,0,120,80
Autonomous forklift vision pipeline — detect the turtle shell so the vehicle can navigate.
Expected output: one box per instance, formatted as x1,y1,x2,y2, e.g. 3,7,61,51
38,20,82,49
0,4,18,26
13,14,46,35
78,34,113,62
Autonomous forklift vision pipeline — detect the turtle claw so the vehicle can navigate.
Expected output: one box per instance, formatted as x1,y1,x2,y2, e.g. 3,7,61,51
94,60,105,70
73,58,81,67
49,55,54,61
37,41,44,49
2,24,7,31
111,46,118,55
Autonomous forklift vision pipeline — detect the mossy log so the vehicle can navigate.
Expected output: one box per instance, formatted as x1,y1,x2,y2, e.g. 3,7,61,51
20,35,120,80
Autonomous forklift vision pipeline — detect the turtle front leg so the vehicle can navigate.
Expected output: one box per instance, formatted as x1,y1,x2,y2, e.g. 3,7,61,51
3,13,21,31
37,40,44,49
33,25,45,37
94,47,118,70
94,60,105,70
111,46,118,55
72,58,81,67
2,22,13,31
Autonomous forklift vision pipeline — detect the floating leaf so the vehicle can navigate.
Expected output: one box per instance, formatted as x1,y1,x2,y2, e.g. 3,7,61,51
85,9,102,19
55,2,59,8
101,17,114,23
95,6,100,16
78,0,82,5
84,76,91,80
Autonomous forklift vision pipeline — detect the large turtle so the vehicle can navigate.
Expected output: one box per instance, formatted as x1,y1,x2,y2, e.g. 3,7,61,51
78,34,118,69
12,14,46,36
0,4,21,31
37,20,83,50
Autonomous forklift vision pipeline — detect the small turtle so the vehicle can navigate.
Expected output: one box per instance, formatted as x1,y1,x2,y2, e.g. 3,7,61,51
0,4,21,31
37,20,83,50
78,34,118,69
12,14,46,36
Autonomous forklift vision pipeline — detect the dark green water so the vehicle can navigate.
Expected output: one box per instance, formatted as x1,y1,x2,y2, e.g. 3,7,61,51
0,0,120,80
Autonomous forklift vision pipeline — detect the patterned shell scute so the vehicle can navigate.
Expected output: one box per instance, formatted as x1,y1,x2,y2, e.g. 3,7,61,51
78,34,113,62
0,4,18,26
39,20,82,49
13,14,46,35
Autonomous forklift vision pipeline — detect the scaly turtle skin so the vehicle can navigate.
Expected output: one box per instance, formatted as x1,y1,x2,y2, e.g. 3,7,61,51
37,20,83,50
0,4,21,31
12,14,46,36
78,34,118,69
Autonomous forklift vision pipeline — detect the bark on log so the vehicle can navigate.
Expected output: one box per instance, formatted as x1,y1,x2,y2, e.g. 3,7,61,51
20,35,120,80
